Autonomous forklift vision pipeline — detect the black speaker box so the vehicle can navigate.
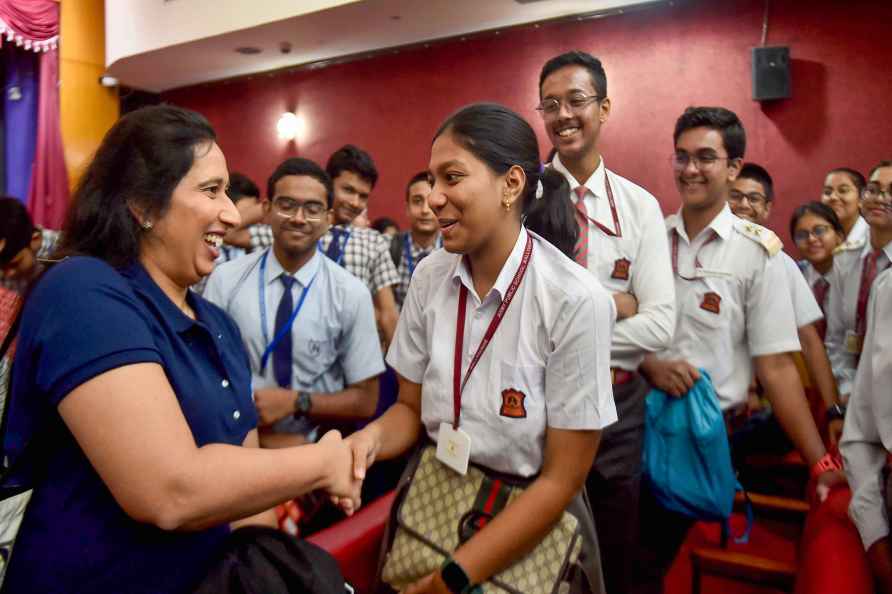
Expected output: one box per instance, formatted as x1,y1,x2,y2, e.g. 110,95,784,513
752,46,791,101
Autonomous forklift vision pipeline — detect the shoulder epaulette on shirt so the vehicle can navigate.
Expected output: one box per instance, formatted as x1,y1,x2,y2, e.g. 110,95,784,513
733,220,783,257
833,235,867,254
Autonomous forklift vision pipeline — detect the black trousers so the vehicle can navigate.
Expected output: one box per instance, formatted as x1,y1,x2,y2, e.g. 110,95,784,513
586,373,648,594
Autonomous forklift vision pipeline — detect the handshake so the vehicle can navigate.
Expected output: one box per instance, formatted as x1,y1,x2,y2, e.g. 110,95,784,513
315,426,382,517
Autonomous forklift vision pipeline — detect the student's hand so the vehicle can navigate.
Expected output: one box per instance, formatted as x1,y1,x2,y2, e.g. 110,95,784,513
403,571,451,594
827,418,844,447
641,358,700,397
612,292,638,320
814,469,847,503
345,426,382,482
317,430,362,515
253,388,297,426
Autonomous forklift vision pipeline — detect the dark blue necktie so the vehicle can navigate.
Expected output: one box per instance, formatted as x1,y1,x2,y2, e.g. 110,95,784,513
273,275,295,388
325,227,344,263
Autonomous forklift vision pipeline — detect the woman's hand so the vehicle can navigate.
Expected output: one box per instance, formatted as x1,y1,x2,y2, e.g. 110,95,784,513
403,572,451,594
345,425,382,482
316,430,362,515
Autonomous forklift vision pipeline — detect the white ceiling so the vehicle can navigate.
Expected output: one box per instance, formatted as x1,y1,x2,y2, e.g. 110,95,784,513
106,0,662,92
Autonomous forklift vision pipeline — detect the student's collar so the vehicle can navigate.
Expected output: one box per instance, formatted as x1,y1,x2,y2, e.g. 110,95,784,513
453,227,529,303
667,203,734,243
122,261,203,334
552,154,607,199
266,246,322,288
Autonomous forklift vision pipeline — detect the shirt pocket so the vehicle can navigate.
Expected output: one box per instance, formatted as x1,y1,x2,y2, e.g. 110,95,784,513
596,238,634,292
683,285,733,378
497,362,544,422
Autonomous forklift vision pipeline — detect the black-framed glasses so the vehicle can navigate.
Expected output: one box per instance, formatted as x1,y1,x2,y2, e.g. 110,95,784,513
793,225,832,243
728,190,769,209
272,197,326,221
535,93,601,117
862,185,892,203
670,153,731,171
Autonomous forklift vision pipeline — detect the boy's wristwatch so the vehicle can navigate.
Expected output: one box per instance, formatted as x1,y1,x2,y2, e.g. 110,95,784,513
293,390,312,418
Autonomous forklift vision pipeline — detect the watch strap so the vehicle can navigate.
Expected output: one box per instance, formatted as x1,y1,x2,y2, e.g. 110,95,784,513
440,558,475,594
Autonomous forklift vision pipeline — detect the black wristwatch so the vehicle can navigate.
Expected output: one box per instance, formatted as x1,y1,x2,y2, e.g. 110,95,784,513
440,559,480,594
293,390,312,418
826,403,846,422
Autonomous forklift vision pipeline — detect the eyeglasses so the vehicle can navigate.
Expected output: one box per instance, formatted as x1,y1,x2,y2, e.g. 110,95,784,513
862,185,892,203
728,190,769,209
272,197,326,221
670,153,731,171
793,225,832,244
535,93,601,118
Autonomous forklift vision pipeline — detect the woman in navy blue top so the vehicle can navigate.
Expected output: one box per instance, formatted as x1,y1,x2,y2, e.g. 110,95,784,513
1,106,360,593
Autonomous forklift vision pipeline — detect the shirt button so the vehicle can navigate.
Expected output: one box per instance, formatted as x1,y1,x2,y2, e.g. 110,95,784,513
217,334,223,340
221,379,230,388
233,410,241,420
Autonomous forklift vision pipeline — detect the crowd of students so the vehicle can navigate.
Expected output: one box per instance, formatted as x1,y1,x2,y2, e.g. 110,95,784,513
0,48,890,594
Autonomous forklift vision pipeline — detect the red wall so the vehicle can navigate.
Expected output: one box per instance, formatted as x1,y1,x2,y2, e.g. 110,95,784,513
163,0,892,251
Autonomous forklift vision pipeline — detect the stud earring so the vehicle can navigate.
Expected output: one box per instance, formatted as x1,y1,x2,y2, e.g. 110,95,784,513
142,220,153,230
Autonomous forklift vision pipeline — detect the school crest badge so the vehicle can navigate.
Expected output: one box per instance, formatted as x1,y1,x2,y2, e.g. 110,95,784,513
500,388,527,419
700,292,721,314
611,258,631,280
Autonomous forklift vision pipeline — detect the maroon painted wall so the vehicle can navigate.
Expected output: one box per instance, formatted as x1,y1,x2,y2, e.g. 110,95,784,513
163,0,892,250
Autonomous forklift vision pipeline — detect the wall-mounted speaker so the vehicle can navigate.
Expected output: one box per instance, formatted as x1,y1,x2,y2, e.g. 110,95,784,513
752,46,791,101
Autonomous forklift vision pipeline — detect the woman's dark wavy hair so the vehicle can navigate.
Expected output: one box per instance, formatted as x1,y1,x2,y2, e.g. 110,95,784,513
433,103,577,258
55,105,217,268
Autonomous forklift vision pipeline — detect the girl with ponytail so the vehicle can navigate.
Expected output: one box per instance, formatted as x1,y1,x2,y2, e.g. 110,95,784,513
347,103,616,594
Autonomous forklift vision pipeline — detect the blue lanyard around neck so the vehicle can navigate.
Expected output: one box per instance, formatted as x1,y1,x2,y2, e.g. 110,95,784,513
404,234,442,276
319,228,352,266
258,249,318,372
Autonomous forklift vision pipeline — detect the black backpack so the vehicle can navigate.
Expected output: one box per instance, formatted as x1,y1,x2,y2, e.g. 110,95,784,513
388,232,408,269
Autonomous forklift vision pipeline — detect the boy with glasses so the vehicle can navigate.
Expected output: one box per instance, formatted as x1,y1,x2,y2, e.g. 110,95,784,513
538,50,675,594
205,158,383,448
633,107,840,593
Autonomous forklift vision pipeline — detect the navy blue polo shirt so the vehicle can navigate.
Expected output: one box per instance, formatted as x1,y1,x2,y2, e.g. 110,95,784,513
2,257,258,594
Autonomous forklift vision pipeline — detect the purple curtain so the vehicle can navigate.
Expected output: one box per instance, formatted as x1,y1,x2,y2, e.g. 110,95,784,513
27,47,67,228
3,47,37,203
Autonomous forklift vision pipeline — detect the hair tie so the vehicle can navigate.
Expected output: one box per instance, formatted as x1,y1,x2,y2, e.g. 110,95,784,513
539,163,545,174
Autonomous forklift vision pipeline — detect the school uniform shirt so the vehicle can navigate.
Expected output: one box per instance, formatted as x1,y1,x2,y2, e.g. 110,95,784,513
203,247,384,435
801,262,832,312
825,238,892,396
2,257,258,594
657,205,801,411
318,224,400,296
838,216,870,254
387,227,617,478
840,267,892,551
779,251,823,329
551,156,675,372
394,232,442,309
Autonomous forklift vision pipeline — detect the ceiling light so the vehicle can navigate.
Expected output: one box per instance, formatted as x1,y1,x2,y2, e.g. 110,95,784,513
98,75,119,87
235,46,262,55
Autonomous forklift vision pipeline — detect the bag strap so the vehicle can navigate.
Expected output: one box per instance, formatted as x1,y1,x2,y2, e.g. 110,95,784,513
0,307,22,361
720,480,754,546
389,232,404,268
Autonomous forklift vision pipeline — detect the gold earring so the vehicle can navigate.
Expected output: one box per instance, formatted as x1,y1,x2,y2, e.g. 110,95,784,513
502,198,512,211
142,220,153,230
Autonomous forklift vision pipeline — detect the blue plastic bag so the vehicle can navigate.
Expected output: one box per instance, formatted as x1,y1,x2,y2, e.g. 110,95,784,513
642,370,738,522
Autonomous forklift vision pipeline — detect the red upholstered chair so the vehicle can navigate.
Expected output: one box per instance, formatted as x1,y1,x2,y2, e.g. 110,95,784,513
307,491,395,594
793,487,872,594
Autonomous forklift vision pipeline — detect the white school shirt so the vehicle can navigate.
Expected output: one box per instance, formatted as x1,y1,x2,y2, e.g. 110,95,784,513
825,237,892,396
386,227,617,478
838,216,870,254
551,156,675,372
204,248,385,434
657,205,801,410
841,267,892,550
779,251,823,329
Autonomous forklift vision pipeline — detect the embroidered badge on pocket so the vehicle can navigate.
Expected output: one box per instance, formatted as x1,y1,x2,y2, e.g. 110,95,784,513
700,292,722,314
611,258,631,280
499,389,527,419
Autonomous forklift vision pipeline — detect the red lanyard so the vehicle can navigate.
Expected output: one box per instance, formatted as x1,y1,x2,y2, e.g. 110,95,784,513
671,229,718,280
579,174,622,238
855,250,889,339
452,234,533,429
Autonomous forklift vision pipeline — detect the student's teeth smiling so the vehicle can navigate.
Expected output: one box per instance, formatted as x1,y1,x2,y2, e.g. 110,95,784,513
203,233,223,248
556,126,580,137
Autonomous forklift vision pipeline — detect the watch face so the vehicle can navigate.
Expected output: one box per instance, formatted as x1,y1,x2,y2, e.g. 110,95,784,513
441,561,469,593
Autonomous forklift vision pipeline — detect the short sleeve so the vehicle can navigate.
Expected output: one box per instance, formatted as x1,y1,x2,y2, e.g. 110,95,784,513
20,258,162,407
369,233,400,294
386,260,430,383
339,280,385,384
544,279,617,430
782,253,823,328
746,253,801,357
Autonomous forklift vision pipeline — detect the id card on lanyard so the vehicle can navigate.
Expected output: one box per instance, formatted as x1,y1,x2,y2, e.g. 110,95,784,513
319,229,352,267
258,249,318,373
437,234,533,475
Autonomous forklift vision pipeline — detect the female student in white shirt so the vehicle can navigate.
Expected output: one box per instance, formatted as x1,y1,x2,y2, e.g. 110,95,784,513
822,167,868,250
346,103,617,594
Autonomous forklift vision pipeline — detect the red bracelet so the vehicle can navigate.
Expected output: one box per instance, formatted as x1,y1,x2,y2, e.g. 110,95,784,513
810,451,843,480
